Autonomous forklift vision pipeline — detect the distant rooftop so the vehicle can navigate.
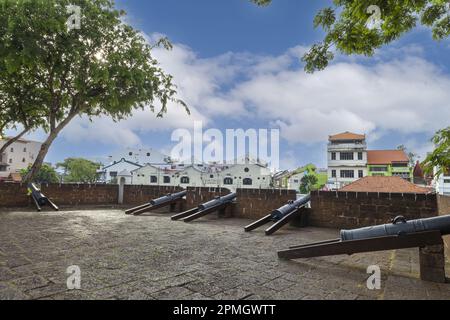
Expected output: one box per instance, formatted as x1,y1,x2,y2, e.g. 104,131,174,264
367,150,409,165
340,176,430,194
329,132,365,141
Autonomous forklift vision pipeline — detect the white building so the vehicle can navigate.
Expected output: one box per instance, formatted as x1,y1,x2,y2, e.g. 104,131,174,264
327,132,368,190
287,172,306,191
130,161,272,190
435,167,450,196
98,158,142,183
0,137,42,179
107,148,173,166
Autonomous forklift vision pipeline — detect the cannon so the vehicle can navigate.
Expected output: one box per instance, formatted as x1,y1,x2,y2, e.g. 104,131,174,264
171,193,236,222
277,215,450,283
244,195,310,235
28,183,59,212
126,190,187,216
279,215,450,259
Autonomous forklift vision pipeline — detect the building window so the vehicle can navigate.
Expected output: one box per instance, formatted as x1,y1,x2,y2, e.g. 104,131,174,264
22,158,26,163
370,167,388,172
147,153,151,157
392,163,408,168
243,178,253,186
444,179,450,183
129,152,133,156
293,179,299,183
244,167,250,173
210,175,214,179
180,176,190,184
224,177,233,185
163,176,171,184
331,152,336,160
358,152,363,160
150,176,157,183
9,159,12,164
340,152,354,160
10,148,13,153
340,170,354,178
0,165,6,172
110,171,117,177
358,170,364,178
23,147,27,152
331,170,337,178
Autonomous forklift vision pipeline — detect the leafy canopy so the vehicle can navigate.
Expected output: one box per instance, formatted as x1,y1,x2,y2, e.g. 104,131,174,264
20,164,59,184
56,158,101,183
423,127,450,177
251,0,450,72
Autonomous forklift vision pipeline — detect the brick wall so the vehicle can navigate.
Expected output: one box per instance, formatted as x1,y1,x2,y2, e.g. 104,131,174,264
0,183,120,207
185,187,231,209
123,185,184,206
0,183,30,207
234,188,297,219
437,195,450,259
309,191,438,229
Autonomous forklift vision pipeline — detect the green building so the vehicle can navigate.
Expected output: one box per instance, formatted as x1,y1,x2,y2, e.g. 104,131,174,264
367,150,413,181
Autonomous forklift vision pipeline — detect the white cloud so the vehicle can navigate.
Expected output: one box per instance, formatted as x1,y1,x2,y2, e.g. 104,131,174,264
228,55,450,144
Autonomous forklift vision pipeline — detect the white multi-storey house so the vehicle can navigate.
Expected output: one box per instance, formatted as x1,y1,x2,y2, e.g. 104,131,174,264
327,132,368,190
435,167,450,196
0,137,42,180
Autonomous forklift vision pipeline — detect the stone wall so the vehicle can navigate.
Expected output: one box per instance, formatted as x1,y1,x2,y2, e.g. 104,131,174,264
438,195,450,259
309,190,438,229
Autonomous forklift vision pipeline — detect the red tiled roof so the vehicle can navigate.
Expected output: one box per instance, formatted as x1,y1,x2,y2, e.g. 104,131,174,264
367,150,409,165
340,176,430,194
329,132,365,141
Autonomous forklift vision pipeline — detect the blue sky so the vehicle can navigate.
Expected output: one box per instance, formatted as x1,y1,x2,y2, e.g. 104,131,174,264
10,0,450,170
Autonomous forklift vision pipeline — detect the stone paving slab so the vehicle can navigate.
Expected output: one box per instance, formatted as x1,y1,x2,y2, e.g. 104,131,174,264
0,209,450,300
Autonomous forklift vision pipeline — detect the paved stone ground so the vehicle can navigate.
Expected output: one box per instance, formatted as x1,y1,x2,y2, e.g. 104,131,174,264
1,208,450,300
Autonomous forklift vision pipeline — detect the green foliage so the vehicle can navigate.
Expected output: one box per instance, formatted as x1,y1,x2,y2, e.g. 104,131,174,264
300,174,318,194
57,158,101,183
0,0,188,182
20,164,59,184
423,127,450,177
251,0,450,73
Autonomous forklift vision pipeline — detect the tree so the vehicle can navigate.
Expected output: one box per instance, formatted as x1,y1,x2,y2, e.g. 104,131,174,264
56,158,101,183
252,0,450,72
0,105,45,156
423,127,450,178
0,0,188,183
20,164,59,184
397,145,418,167
300,174,318,194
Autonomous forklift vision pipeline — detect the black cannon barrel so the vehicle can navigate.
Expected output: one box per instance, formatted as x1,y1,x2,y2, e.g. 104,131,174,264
271,195,311,221
198,193,236,211
29,183,48,206
341,215,450,241
150,190,187,207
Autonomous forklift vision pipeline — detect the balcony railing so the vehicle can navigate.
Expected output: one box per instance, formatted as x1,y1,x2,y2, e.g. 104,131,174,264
327,143,367,151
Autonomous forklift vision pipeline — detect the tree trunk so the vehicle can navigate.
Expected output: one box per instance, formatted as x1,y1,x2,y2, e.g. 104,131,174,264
23,113,78,184
0,127,30,159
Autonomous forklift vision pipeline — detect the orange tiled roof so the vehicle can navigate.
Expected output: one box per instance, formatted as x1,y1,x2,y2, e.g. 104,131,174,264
329,132,365,141
340,176,430,194
367,150,409,165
